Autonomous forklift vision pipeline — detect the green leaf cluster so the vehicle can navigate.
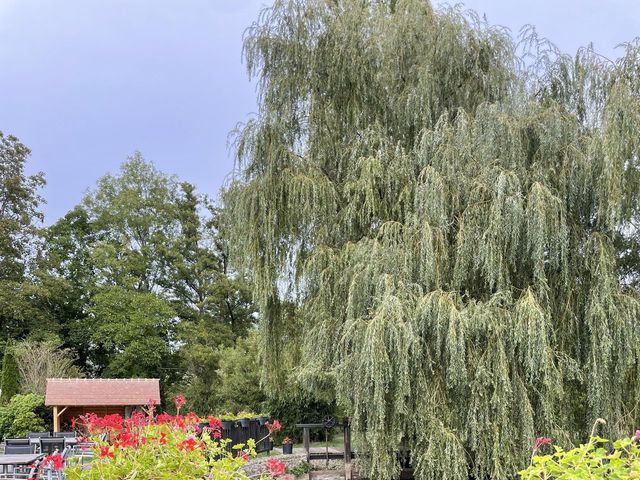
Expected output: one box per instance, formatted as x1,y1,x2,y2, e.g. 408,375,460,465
0,393,46,439
521,433,640,479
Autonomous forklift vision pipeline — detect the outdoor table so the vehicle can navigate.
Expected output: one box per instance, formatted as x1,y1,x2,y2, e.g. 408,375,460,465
0,453,43,474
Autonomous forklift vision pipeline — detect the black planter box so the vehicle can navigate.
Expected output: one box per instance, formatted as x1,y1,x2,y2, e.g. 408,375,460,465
283,443,293,454
216,420,272,455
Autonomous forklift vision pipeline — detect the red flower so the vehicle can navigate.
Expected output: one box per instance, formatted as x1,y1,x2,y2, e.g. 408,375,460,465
237,451,250,461
208,416,223,430
633,430,640,441
178,436,197,452
99,446,114,459
156,412,174,424
44,453,64,470
266,457,286,476
185,411,200,425
146,399,158,416
173,394,186,413
533,436,552,450
158,432,167,445
266,419,282,433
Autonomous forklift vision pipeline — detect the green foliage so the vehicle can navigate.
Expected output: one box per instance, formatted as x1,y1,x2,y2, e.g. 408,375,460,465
0,131,45,282
288,462,313,476
89,286,176,379
265,394,337,444
82,152,179,292
0,131,49,342
38,155,256,388
0,341,20,404
225,1,640,478
66,421,266,480
216,332,266,414
169,320,231,415
13,338,84,395
0,393,46,438
520,429,640,479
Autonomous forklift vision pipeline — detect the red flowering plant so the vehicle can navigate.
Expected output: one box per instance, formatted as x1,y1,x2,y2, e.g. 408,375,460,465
64,397,288,480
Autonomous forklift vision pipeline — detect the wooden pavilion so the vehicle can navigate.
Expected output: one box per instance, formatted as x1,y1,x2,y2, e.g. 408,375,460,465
45,378,161,432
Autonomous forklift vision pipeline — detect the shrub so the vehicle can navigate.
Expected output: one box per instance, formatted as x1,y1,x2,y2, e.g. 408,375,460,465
520,422,640,479
0,340,20,404
0,393,47,438
65,402,285,480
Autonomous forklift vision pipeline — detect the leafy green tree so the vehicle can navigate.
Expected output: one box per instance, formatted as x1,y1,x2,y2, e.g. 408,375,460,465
37,155,256,387
165,183,254,335
225,2,640,478
89,286,176,380
0,131,45,282
169,318,236,415
0,341,20,404
82,152,179,292
37,207,100,368
13,338,84,395
165,184,256,411
0,132,49,340
216,331,266,414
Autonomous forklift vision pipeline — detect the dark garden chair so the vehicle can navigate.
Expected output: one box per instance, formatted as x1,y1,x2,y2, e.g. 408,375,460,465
2,440,28,447
39,438,65,455
2,444,36,455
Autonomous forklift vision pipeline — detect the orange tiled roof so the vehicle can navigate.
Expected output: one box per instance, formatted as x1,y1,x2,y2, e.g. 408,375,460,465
45,378,160,406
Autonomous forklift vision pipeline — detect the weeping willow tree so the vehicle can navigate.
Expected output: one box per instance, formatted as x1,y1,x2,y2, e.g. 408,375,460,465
223,1,640,478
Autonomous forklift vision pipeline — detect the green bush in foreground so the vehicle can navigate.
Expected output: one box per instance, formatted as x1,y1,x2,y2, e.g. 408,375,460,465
0,393,47,438
520,421,640,479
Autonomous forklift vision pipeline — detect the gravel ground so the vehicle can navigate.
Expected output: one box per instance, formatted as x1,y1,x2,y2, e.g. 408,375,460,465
242,451,363,479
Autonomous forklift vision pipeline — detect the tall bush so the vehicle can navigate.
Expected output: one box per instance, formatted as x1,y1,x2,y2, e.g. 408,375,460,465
0,340,20,404
0,393,47,438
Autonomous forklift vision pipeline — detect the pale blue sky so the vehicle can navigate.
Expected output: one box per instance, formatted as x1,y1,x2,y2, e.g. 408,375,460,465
0,1,638,223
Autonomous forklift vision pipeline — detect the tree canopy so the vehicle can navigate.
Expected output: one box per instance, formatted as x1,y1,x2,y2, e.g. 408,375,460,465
34,154,257,405
225,1,640,478
0,132,44,282
0,145,257,410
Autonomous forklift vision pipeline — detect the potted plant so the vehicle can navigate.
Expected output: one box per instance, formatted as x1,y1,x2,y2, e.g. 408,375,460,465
237,411,253,428
220,414,236,430
257,414,269,426
282,436,293,454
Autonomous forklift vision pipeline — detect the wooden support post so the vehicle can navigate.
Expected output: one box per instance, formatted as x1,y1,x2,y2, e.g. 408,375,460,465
303,427,311,462
53,406,59,433
343,418,352,480
53,406,68,433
